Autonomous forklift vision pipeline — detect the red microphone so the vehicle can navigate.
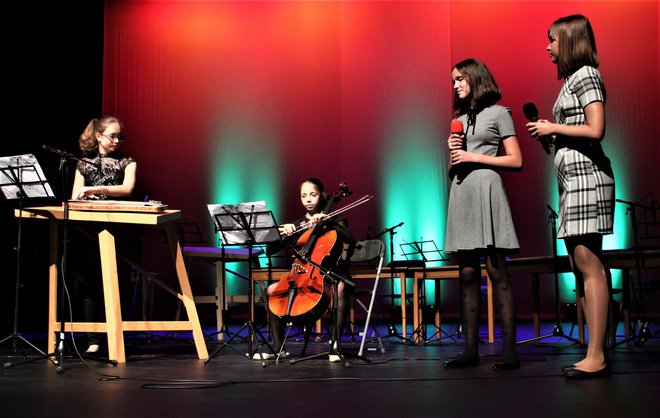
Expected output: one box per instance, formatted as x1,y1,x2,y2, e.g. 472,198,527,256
450,119,464,135
450,119,465,151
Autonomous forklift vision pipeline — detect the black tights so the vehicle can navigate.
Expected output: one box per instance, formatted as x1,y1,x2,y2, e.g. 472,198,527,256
457,251,517,363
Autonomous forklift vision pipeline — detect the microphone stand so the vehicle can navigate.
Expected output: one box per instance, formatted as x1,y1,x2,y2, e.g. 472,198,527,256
374,222,404,271
374,222,411,342
5,146,117,371
374,223,402,309
518,205,583,346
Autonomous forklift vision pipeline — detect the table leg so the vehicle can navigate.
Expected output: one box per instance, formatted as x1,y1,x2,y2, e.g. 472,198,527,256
215,261,225,340
47,221,58,355
166,226,209,360
400,273,407,339
434,279,441,335
412,274,420,343
622,268,630,339
98,229,126,363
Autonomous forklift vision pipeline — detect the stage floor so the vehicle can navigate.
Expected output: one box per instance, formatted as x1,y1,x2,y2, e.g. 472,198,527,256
2,322,660,418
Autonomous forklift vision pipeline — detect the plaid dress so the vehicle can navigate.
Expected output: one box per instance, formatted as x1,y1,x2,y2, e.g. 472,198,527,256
552,66,615,238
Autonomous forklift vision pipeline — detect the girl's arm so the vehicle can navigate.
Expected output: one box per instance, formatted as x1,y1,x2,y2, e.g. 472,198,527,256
527,101,605,141
450,135,523,170
71,162,137,200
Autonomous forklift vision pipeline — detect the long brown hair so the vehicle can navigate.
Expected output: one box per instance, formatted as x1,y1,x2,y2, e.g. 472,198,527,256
452,58,501,117
549,14,599,79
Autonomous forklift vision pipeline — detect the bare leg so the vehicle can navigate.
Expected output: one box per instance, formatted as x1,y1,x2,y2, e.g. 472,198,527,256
565,235,609,372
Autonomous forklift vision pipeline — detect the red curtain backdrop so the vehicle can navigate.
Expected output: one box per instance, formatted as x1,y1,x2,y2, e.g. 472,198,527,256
102,0,660,260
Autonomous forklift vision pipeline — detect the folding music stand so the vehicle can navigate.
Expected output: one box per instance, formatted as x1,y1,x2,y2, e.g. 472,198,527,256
399,240,452,344
399,240,447,264
0,154,55,359
611,197,660,346
518,205,583,346
204,201,281,367
5,146,117,371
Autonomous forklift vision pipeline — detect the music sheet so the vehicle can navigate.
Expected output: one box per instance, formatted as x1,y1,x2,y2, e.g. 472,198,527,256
207,200,281,245
0,154,55,199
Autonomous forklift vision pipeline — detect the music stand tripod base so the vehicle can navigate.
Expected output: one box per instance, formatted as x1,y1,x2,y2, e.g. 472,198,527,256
204,201,281,366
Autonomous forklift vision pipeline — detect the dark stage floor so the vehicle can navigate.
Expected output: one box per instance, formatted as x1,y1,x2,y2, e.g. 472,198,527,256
2,321,660,418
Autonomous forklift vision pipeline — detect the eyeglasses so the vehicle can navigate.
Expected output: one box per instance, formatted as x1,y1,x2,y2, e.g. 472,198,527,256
100,132,125,142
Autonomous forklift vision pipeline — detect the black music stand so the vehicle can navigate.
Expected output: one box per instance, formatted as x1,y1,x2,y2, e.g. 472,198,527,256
0,154,55,359
399,240,451,344
518,205,583,346
5,147,117,371
612,198,659,346
204,201,280,367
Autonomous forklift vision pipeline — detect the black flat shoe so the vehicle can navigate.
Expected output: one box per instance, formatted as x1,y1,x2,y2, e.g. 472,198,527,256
563,364,611,379
560,364,576,373
493,358,520,371
443,354,480,369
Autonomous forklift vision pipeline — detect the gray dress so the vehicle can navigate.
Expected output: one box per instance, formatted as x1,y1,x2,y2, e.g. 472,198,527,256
444,105,519,253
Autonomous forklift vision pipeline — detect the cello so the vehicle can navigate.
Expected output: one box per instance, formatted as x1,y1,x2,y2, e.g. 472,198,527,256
267,182,352,324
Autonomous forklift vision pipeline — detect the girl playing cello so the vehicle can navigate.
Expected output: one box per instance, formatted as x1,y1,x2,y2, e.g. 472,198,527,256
266,178,353,362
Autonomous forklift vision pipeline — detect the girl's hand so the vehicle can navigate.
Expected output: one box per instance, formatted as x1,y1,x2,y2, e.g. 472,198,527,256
526,119,555,138
450,149,475,165
74,186,101,200
447,133,464,151
278,223,296,236
309,213,327,224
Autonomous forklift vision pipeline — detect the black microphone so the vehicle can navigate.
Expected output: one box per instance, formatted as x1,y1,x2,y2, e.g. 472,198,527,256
523,102,551,155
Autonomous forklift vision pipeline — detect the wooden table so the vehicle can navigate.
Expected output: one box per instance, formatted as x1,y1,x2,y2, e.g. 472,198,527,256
508,249,660,343
255,266,413,339
411,249,660,345
17,205,209,363
185,257,414,339
349,266,411,338
183,246,264,339
412,266,493,344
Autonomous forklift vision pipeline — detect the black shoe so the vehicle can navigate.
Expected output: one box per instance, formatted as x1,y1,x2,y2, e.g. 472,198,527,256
443,354,480,369
560,364,576,373
493,358,520,371
563,364,611,379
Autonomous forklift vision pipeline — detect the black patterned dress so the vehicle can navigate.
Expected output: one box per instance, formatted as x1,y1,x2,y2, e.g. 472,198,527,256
72,150,136,341
76,151,135,199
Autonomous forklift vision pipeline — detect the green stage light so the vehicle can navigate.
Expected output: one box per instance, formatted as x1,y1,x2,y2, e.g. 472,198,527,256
381,113,449,306
208,122,283,295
